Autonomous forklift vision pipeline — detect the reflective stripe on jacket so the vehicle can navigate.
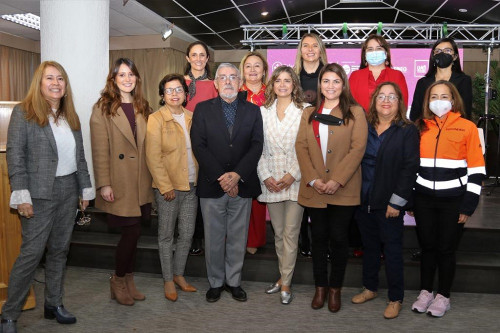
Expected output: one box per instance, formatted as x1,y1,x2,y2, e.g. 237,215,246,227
416,111,485,215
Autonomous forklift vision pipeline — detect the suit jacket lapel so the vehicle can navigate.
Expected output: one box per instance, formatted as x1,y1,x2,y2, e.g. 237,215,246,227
42,123,58,153
265,103,284,151
111,106,137,149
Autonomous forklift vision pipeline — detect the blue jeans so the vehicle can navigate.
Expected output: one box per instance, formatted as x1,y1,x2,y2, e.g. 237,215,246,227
356,208,405,302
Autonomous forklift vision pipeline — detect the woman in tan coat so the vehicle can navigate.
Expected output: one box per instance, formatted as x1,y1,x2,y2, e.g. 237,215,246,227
90,58,153,306
146,74,198,302
296,63,368,313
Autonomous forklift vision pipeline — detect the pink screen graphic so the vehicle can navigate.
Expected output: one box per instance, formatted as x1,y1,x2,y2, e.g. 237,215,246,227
267,48,464,108
267,48,463,226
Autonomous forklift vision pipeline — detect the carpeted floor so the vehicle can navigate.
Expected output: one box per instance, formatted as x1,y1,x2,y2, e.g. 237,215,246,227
12,266,500,333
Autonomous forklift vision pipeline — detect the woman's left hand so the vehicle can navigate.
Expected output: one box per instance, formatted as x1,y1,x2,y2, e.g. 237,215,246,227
324,180,340,195
458,214,469,224
277,173,295,191
385,205,400,218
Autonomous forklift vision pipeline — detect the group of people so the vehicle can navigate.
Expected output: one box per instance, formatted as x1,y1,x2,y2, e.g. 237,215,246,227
1,33,485,332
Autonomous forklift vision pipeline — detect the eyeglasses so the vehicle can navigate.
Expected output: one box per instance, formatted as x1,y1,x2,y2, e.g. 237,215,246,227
433,48,454,55
376,94,399,103
164,87,184,95
217,75,239,82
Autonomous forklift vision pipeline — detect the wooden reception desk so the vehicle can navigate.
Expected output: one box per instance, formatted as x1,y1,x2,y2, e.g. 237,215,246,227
0,102,36,313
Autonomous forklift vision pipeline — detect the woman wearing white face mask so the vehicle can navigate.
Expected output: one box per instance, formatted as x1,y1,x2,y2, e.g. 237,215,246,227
409,81,485,318
349,34,408,113
410,37,472,121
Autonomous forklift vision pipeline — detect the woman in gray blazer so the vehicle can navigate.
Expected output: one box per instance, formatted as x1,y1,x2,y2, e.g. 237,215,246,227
1,61,94,332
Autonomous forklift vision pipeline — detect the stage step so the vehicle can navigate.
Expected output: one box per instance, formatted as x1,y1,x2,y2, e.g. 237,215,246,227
68,215,500,294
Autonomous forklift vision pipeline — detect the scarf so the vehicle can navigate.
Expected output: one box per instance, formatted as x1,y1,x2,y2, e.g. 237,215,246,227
187,70,208,101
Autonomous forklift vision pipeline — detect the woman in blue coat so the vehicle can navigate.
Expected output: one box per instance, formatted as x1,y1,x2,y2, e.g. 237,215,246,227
351,82,420,319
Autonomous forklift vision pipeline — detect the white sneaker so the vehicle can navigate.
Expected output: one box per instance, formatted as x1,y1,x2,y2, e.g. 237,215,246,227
411,290,434,313
427,294,450,317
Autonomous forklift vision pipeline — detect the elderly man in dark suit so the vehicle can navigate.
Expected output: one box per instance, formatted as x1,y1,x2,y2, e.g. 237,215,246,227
191,63,263,303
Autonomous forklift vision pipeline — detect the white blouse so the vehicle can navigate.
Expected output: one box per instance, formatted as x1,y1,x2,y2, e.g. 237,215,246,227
9,113,95,208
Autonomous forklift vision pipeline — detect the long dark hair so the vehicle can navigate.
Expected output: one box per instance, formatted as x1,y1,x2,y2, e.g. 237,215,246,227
359,34,392,69
308,63,357,124
425,37,463,77
183,41,212,78
158,74,189,107
95,58,151,119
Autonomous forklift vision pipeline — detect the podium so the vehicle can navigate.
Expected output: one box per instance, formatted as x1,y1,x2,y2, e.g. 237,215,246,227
0,102,36,314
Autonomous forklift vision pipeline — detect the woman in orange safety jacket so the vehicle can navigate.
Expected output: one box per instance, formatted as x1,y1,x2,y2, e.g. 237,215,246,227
410,80,485,318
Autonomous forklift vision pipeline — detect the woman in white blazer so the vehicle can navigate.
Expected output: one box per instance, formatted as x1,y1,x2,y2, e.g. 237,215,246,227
258,65,309,304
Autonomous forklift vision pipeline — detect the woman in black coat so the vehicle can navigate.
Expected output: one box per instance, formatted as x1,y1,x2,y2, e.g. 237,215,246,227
351,82,420,319
409,37,472,121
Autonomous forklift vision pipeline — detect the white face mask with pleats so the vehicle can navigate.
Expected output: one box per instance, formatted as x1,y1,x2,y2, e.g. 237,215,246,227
429,100,452,117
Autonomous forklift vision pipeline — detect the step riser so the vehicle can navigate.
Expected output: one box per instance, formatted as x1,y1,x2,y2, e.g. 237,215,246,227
67,244,500,294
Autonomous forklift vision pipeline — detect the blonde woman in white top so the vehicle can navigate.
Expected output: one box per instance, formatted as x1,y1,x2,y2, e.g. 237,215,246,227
258,65,308,304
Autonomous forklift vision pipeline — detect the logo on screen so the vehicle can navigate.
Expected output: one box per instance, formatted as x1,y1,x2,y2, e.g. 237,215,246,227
414,60,428,77
342,65,351,75
272,62,283,70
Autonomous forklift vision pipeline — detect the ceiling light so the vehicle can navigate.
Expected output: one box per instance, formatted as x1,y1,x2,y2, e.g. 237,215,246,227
261,11,269,16
339,0,383,3
161,25,173,41
459,8,468,13
1,13,40,30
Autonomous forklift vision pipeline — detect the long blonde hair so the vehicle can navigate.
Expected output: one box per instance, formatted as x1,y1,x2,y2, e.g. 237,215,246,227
293,33,328,76
21,61,81,130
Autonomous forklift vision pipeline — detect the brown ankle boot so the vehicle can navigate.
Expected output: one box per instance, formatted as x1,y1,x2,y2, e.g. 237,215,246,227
125,273,146,301
328,287,341,312
311,286,328,309
110,274,134,306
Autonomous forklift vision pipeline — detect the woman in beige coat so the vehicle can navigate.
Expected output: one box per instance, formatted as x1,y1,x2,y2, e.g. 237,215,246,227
146,74,198,302
258,66,308,305
90,58,153,306
296,63,368,313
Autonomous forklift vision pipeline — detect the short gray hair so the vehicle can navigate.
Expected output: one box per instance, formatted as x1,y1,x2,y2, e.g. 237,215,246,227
215,63,240,78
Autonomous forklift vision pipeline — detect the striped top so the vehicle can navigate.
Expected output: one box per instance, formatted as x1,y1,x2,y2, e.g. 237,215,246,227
415,111,485,216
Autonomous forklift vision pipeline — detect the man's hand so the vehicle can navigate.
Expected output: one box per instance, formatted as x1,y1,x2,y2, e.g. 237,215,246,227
227,184,239,197
218,172,241,192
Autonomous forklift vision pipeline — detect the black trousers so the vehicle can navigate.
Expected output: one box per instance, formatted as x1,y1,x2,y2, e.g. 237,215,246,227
309,205,356,287
414,193,464,298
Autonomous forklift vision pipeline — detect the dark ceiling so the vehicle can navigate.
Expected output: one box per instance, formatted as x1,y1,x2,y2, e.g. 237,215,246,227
137,0,500,49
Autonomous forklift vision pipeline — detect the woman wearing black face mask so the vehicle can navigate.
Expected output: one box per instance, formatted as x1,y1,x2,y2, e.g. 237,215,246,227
409,37,472,121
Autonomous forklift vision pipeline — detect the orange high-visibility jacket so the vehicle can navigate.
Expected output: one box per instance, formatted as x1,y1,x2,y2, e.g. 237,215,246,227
415,111,486,216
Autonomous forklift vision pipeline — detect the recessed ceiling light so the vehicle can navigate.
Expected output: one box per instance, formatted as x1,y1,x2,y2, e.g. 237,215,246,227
459,8,468,13
1,13,40,30
261,11,269,16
